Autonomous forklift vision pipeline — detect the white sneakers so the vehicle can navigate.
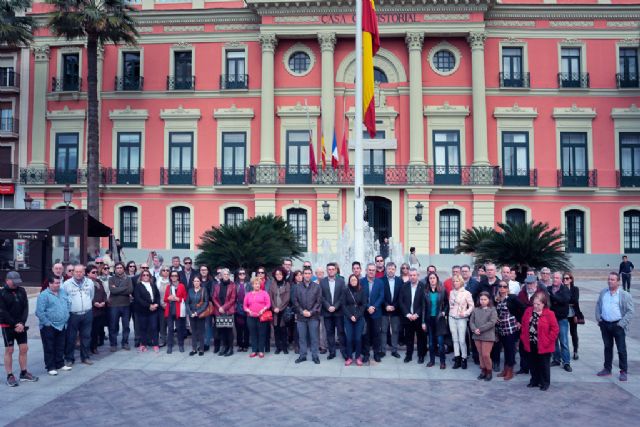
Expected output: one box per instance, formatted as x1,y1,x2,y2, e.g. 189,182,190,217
60,365,72,371
48,370,58,376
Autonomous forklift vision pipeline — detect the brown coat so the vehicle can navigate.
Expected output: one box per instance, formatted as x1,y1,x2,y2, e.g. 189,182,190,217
268,281,291,312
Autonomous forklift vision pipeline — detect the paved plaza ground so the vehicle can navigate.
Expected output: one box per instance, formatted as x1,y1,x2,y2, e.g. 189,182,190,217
2,278,639,426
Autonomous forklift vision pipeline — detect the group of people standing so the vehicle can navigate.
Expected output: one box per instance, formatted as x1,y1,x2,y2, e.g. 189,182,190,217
0,254,634,391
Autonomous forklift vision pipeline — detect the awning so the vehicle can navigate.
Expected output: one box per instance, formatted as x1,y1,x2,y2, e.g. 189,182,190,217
0,209,112,237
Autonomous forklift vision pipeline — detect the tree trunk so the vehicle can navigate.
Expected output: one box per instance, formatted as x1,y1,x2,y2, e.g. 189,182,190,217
86,33,100,252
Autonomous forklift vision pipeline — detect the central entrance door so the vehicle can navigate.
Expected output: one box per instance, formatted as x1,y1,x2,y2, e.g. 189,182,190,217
364,196,392,243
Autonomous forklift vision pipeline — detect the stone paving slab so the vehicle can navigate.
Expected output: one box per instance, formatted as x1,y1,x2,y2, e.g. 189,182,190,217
7,369,640,427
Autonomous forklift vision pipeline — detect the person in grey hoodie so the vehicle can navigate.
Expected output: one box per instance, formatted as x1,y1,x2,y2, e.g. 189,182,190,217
62,264,95,366
108,262,133,351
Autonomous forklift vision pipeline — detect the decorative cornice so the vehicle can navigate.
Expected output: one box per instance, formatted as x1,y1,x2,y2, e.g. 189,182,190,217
32,45,50,61
607,21,639,28
109,106,149,121
467,32,486,50
246,1,492,16
164,25,205,33
493,104,538,119
611,104,640,120
131,9,260,26
46,106,86,121
317,32,337,53
274,16,320,23
487,5,640,20
136,26,153,33
160,105,201,120
277,102,320,118
405,32,425,52
259,33,278,53
549,21,594,28
424,102,470,117
486,20,535,27
215,24,260,31
423,13,470,21
173,42,193,49
617,38,640,47
552,104,596,120
213,105,255,120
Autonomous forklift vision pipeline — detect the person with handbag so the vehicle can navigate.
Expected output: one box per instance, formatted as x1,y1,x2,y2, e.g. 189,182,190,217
563,272,584,360
244,277,272,358
470,292,498,381
164,271,187,354
234,269,251,352
133,270,162,353
269,267,291,355
495,280,525,381
212,268,236,357
421,273,449,369
342,274,366,366
449,274,474,369
187,276,210,356
520,291,559,391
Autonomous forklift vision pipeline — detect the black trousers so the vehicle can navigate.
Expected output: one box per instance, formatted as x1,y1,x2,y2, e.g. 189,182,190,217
323,315,346,356
404,319,426,358
600,320,628,372
273,312,288,351
90,314,107,351
568,316,579,353
528,348,551,387
362,314,381,358
41,325,66,371
621,273,631,291
247,316,267,353
235,314,250,348
216,326,233,349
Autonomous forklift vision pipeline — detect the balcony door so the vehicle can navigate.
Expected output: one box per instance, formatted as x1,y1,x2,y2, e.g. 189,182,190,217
433,131,461,185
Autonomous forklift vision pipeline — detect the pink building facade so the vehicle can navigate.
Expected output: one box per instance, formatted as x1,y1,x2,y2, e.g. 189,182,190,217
19,0,640,265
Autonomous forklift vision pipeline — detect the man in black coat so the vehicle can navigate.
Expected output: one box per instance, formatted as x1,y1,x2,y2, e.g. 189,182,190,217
548,271,572,372
380,262,403,359
399,268,426,364
320,263,346,360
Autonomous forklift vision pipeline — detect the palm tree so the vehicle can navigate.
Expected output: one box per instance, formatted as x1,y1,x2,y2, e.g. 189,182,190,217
455,226,496,265
0,0,34,46
196,215,304,272
47,0,138,226
475,221,572,280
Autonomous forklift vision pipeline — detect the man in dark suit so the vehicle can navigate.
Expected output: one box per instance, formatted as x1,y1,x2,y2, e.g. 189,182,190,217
361,262,384,364
380,262,403,359
399,268,426,364
178,257,196,288
320,262,346,360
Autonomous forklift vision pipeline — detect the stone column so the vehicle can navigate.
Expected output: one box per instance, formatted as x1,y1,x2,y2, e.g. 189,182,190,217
259,33,277,165
468,32,489,166
405,32,425,165
30,45,50,167
318,32,336,147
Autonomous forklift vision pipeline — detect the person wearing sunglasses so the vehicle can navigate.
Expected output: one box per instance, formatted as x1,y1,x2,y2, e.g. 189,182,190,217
198,265,215,352
563,272,583,361
494,280,524,380
164,270,187,353
87,264,107,355
179,257,196,288
156,267,171,348
108,262,133,351
235,269,251,352
133,270,161,353
125,262,137,278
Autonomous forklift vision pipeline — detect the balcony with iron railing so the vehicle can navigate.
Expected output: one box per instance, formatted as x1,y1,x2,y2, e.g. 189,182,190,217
617,170,640,188
52,76,82,92
500,168,538,187
20,167,89,185
558,72,589,89
499,72,530,88
0,117,18,136
115,76,144,91
220,74,249,90
557,169,598,188
166,76,195,90
160,167,197,185
616,73,639,89
103,168,144,185
0,70,19,91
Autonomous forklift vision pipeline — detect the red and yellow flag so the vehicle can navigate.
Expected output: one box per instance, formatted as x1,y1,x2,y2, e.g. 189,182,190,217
320,133,327,171
362,0,380,138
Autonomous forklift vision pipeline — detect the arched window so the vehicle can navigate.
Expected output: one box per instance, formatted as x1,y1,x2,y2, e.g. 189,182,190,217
624,210,640,253
374,67,388,83
224,207,244,227
564,209,584,253
505,208,526,225
439,209,460,254
171,206,190,249
119,206,138,248
287,208,307,251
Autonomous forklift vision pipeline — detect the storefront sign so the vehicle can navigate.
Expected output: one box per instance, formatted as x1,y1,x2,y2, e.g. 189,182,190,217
320,13,418,25
0,184,15,195
16,232,41,240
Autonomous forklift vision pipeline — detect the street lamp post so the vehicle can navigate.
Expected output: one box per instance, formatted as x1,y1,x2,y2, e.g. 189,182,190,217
62,185,73,263
24,194,33,210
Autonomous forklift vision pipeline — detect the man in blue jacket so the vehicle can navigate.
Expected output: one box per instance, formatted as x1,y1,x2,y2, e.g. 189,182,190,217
361,263,384,364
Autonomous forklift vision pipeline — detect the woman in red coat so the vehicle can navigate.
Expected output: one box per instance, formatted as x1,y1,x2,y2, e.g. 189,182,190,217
164,272,187,354
212,268,237,357
520,291,559,391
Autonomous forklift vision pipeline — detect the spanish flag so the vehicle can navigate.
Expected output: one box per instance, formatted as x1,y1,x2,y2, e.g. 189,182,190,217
363,0,380,138
320,132,327,171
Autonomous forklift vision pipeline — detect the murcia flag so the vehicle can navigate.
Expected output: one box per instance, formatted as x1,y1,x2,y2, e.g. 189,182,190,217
309,130,317,175
363,0,380,138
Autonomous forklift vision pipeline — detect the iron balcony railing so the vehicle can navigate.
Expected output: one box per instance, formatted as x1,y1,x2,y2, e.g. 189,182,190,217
103,168,144,185
20,167,88,185
616,73,639,89
500,168,538,187
220,74,249,90
558,72,589,89
115,76,144,91
52,76,81,92
557,169,598,188
160,167,197,185
0,117,18,135
166,76,195,90
213,167,250,185
0,70,19,89
617,170,640,188
499,72,530,88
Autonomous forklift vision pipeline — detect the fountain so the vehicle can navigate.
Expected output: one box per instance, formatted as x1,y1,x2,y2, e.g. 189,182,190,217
388,237,405,268
316,223,379,272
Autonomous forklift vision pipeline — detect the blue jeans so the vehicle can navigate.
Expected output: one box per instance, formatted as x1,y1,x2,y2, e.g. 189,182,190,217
553,318,570,365
109,305,130,347
427,316,445,364
344,316,364,359
65,311,93,363
297,318,320,358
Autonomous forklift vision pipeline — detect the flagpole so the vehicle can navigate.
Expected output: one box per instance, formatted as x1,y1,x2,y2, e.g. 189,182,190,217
354,0,365,264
